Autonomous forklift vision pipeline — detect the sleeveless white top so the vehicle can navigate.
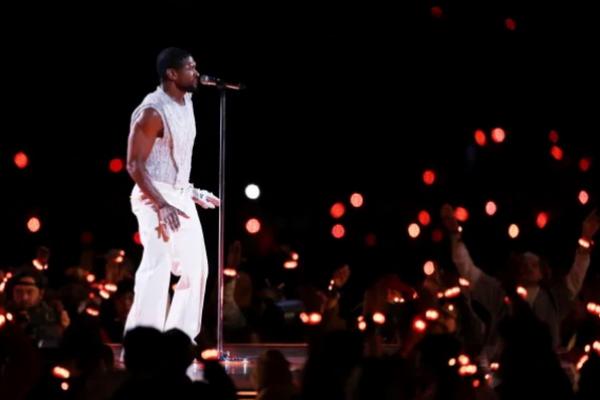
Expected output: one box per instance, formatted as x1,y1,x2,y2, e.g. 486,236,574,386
130,86,196,186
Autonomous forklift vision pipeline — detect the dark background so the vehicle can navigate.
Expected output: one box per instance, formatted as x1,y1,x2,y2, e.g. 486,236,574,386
1,2,598,336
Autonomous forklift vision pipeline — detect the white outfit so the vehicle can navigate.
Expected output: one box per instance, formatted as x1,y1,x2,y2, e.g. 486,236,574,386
124,87,208,342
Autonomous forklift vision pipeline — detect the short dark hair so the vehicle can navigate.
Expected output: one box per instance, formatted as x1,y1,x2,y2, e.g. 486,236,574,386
11,267,47,289
156,47,192,81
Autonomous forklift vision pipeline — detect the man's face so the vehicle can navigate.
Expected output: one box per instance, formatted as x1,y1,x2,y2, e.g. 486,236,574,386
115,291,134,320
36,247,50,265
172,56,199,93
12,277,42,310
517,252,543,286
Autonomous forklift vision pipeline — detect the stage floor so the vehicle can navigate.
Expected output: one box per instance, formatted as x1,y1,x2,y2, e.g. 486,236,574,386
109,343,309,397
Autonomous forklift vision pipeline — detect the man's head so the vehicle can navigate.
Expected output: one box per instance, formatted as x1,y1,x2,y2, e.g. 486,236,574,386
114,279,134,320
11,268,46,310
512,251,544,287
156,47,199,92
36,246,50,265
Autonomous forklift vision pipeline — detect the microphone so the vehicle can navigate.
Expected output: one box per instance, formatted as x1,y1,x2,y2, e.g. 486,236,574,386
200,74,245,91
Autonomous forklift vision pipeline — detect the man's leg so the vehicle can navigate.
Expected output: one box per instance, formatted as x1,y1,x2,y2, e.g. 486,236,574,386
124,191,172,334
164,199,209,342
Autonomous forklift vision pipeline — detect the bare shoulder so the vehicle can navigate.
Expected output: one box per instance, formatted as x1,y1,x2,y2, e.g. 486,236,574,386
136,107,163,125
133,107,164,137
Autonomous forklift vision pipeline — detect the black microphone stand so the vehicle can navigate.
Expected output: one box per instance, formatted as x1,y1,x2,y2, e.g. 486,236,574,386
201,76,244,359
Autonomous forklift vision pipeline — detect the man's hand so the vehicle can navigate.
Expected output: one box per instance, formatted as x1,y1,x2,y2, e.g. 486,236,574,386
60,310,70,329
582,208,599,241
158,204,190,232
331,265,351,288
227,240,242,268
192,189,220,209
441,203,460,233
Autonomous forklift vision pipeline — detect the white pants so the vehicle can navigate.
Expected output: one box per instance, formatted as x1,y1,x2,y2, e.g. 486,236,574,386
124,181,209,342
